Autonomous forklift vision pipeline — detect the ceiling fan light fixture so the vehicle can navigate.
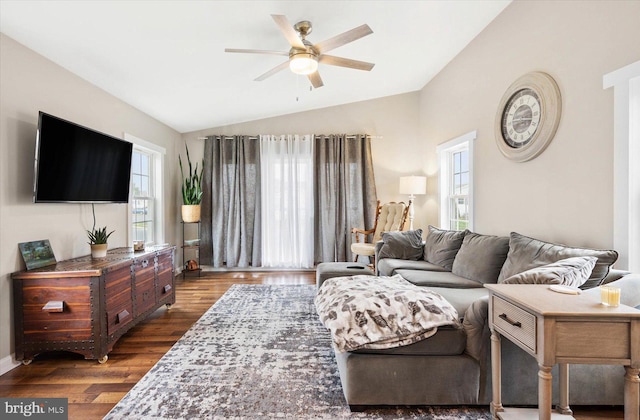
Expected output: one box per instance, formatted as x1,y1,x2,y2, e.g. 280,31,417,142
289,53,318,75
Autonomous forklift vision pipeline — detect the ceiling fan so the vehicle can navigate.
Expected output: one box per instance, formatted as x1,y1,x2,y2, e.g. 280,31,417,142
225,14,374,88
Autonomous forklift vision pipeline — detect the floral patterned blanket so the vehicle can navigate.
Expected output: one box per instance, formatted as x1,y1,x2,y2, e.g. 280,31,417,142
315,274,460,353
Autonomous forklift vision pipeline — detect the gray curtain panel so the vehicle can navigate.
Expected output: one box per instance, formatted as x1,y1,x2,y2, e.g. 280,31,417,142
201,136,262,268
314,134,377,262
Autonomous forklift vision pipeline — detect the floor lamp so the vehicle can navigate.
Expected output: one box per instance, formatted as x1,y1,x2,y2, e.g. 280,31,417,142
399,176,427,230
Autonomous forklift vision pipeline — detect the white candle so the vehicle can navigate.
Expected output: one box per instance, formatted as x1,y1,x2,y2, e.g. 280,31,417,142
600,285,621,307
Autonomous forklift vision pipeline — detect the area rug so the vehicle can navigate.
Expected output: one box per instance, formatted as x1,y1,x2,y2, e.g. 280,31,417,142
104,284,491,419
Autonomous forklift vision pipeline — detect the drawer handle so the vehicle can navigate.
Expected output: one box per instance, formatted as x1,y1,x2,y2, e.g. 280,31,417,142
499,313,522,328
163,284,172,294
116,309,130,324
42,300,64,312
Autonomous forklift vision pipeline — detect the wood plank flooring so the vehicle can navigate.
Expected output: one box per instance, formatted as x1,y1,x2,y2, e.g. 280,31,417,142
0,271,623,419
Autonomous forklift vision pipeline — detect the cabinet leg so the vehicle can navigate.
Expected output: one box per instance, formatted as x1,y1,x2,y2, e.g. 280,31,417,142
624,366,639,420
557,363,573,415
490,330,504,418
538,364,553,420
98,355,108,364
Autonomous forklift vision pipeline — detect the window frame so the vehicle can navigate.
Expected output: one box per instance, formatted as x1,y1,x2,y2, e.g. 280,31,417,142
437,131,476,231
604,60,640,271
124,133,166,247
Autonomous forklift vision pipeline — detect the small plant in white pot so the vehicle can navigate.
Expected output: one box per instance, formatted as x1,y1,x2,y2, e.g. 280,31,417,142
87,226,114,259
179,143,204,223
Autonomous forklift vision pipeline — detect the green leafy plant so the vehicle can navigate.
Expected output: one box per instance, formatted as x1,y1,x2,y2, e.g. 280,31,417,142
179,143,204,205
87,226,114,245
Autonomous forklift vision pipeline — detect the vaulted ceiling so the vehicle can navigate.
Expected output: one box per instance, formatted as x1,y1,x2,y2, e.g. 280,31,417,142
0,1,511,133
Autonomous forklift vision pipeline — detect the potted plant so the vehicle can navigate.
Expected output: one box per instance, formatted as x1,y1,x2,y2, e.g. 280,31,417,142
87,226,114,258
179,143,204,223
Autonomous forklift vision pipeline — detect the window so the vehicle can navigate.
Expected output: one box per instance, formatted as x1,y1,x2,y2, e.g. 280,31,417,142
131,150,155,244
437,131,476,231
125,133,165,246
604,61,640,271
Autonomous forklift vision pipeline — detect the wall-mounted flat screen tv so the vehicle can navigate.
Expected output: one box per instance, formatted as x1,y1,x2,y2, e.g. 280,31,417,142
34,112,133,203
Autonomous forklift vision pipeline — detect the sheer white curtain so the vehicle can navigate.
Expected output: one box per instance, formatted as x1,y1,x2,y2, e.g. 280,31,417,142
260,135,314,268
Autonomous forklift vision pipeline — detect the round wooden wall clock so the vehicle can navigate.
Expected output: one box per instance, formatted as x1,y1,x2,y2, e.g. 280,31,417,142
494,72,562,162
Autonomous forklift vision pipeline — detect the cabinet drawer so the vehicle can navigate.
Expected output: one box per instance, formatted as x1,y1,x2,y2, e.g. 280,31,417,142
492,295,537,354
157,252,174,273
107,303,134,335
156,266,174,299
134,276,156,315
105,265,132,312
23,303,93,342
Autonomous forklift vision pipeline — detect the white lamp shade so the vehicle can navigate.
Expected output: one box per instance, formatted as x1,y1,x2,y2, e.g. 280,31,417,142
399,176,427,195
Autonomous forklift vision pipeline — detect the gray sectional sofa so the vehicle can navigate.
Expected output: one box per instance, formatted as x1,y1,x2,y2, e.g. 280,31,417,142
325,227,640,410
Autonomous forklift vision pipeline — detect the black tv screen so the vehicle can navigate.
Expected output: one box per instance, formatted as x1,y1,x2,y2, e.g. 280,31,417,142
34,112,133,203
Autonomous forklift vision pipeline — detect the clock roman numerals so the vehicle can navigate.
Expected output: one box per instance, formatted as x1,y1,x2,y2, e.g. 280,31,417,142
501,88,541,148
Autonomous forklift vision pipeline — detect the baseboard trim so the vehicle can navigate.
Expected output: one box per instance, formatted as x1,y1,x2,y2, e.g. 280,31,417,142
0,353,21,376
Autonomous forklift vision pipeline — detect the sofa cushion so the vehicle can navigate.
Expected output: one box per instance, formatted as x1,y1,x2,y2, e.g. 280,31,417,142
352,326,466,356
498,232,619,289
377,258,448,276
501,256,596,287
396,269,484,289
378,229,423,261
451,232,510,284
423,225,467,270
429,286,490,319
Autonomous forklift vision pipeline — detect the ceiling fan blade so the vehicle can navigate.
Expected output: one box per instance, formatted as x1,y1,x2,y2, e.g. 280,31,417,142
314,24,373,54
307,71,324,89
254,60,291,81
319,55,375,71
271,14,305,49
225,48,288,56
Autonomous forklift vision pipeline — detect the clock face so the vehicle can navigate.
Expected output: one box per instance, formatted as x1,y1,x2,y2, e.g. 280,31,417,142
501,88,541,148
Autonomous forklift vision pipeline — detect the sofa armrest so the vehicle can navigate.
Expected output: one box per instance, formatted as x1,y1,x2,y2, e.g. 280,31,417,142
462,296,490,363
374,240,384,274
583,273,640,309
601,268,632,285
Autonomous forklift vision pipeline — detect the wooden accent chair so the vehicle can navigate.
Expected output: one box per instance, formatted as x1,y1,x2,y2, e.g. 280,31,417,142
351,200,409,264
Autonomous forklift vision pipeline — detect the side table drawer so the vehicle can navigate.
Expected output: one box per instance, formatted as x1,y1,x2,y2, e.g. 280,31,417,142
492,295,537,354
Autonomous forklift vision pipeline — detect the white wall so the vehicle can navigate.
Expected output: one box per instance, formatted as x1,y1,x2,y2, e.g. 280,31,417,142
419,0,640,249
0,34,181,371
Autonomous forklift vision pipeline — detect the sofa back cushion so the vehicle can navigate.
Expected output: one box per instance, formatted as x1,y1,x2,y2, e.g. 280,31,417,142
378,229,424,261
423,225,467,271
451,232,510,284
501,256,597,288
498,232,619,289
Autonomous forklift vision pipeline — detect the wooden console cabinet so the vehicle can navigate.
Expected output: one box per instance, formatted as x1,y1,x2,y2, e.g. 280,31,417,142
12,245,176,364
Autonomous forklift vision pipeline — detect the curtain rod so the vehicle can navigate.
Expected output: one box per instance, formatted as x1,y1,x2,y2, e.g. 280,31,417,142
196,134,382,140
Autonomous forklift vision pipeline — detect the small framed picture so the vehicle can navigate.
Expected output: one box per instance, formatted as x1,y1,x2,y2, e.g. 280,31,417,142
19,239,57,270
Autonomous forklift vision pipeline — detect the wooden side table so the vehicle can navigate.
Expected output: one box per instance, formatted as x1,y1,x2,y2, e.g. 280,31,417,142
485,284,640,420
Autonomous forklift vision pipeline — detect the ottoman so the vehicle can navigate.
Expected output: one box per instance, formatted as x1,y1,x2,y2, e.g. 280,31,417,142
316,262,374,289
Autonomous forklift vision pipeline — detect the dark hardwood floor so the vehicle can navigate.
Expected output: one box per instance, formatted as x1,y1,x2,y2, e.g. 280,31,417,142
0,271,623,419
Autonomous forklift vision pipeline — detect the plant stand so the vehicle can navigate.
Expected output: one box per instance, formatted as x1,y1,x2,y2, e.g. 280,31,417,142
182,221,201,278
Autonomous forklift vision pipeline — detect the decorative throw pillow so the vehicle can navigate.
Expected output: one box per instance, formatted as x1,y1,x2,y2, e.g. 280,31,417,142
451,232,510,284
498,232,619,289
501,256,597,287
423,226,467,271
378,229,424,261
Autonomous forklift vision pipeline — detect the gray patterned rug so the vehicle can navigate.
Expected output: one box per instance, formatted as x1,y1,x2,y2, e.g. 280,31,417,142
104,284,491,419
